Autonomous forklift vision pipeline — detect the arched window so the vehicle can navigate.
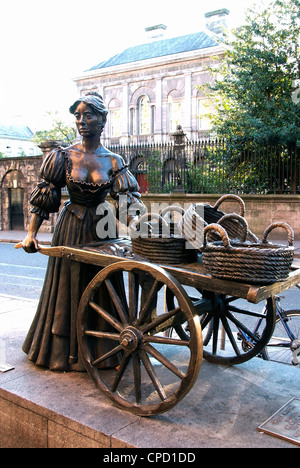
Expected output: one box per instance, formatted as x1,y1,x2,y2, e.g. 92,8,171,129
138,95,151,135
168,95,181,132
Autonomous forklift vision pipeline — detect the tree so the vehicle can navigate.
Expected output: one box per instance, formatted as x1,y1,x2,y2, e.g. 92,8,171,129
205,0,300,146
32,112,76,146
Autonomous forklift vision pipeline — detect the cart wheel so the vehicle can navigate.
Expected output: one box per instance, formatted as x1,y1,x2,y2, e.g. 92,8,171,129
173,292,276,365
77,261,203,416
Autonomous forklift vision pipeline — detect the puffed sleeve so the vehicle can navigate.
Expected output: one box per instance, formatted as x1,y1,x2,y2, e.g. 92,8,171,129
110,167,145,218
29,148,66,220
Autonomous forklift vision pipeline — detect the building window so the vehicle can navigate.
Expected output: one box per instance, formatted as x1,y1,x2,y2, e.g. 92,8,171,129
138,95,151,135
108,99,122,138
197,98,212,130
110,109,122,137
168,96,181,132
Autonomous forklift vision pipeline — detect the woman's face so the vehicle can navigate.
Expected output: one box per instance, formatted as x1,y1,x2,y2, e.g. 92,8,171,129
74,102,103,138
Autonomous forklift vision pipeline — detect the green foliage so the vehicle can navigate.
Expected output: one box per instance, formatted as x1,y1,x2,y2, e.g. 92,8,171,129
182,140,299,195
204,0,300,146
32,112,76,146
145,151,164,192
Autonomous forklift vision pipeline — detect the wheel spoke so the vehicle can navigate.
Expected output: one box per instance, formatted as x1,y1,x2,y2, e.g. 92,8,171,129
212,316,219,355
144,334,190,347
92,344,123,367
142,307,181,334
89,301,123,332
268,339,291,346
228,305,267,320
84,330,120,340
200,313,212,331
220,315,241,356
140,350,167,401
136,279,161,326
104,278,128,325
144,343,185,379
132,352,142,403
128,272,139,322
111,353,131,392
226,309,262,343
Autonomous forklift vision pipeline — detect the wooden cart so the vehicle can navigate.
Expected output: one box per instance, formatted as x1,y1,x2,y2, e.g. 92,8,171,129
36,238,300,417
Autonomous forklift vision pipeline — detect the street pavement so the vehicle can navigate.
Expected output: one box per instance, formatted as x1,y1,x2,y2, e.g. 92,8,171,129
0,230,300,448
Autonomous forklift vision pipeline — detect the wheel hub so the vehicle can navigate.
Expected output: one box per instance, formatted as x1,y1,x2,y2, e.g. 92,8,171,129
119,327,142,352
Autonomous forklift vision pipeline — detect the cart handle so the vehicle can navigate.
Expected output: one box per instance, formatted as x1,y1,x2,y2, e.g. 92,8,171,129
15,242,62,257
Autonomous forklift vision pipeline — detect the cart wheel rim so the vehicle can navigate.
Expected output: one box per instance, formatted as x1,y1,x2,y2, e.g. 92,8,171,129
77,260,203,416
175,293,276,365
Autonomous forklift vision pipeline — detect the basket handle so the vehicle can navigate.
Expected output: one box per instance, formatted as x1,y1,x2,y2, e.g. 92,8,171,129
129,213,168,232
203,223,232,249
262,222,294,247
213,194,245,217
217,213,249,243
161,205,185,218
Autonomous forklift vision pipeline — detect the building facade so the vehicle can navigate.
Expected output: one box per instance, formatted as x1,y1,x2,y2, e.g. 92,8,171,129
0,10,227,232
0,124,42,158
73,10,227,146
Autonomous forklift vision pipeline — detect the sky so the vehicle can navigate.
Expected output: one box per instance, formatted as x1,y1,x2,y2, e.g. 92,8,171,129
0,0,264,132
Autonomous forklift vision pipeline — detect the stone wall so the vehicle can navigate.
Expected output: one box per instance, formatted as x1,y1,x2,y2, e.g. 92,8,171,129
0,142,65,232
0,155,57,232
140,193,300,240
1,155,299,239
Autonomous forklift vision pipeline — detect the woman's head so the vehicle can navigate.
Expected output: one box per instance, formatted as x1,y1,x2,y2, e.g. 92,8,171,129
69,91,108,134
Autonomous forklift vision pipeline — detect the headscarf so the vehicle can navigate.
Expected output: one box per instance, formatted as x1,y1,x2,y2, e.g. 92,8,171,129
69,91,108,117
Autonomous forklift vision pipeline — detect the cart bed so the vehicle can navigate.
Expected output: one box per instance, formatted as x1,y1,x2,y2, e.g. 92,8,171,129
38,237,300,304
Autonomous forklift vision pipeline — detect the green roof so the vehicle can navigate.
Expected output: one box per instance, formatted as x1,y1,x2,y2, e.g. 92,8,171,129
0,124,33,140
88,31,220,70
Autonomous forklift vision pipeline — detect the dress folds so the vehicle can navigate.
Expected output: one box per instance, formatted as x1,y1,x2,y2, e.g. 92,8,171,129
22,147,143,371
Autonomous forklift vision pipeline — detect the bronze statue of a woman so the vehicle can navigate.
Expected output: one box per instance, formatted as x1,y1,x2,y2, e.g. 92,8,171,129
21,92,144,371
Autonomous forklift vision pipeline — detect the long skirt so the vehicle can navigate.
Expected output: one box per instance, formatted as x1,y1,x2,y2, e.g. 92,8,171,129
22,202,120,371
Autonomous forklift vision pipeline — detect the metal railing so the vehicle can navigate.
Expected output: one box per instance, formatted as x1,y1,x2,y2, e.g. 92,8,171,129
108,140,300,195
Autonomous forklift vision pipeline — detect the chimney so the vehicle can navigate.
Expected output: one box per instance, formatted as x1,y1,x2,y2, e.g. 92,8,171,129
205,8,230,36
145,24,167,41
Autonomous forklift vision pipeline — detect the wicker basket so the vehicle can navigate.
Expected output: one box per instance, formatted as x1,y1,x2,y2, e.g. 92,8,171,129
178,195,259,250
177,203,207,250
202,221,294,284
130,211,197,264
205,195,259,243
203,194,245,223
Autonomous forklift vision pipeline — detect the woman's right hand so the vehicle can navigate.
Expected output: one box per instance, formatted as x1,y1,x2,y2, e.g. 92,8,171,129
21,234,40,253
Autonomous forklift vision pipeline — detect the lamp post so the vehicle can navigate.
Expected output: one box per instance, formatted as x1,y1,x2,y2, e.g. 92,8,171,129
171,125,186,192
